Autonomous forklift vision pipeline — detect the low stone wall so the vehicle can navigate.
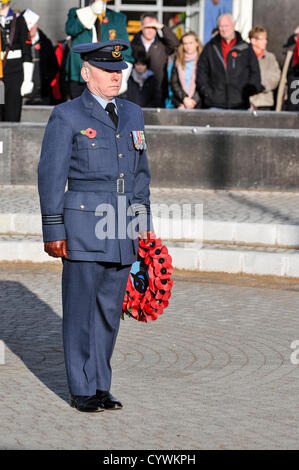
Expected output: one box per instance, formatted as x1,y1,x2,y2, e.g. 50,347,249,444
21,105,299,129
1,123,299,190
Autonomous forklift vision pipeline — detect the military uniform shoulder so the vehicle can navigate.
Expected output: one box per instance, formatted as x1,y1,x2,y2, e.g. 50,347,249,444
118,98,142,113
67,7,78,17
107,8,127,21
51,98,80,116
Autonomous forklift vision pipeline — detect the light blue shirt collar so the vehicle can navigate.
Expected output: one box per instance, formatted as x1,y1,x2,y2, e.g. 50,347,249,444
91,93,118,114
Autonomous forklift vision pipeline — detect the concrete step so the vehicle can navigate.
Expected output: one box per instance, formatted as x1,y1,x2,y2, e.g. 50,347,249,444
2,212,299,249
22,105,299,129
2,185,299,277
1,235,299,278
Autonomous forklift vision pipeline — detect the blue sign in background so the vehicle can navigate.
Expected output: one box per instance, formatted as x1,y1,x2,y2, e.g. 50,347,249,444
204,0,233,44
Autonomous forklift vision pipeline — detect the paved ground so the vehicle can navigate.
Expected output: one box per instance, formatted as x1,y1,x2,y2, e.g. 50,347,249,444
2,185,299,225
0,263,299,450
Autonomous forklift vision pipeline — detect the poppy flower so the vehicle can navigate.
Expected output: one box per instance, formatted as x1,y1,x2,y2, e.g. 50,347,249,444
150,245,169,260
86,128,97,138
156,289,171,302
232,51,238,58
154,277,173,291
153,258,173,278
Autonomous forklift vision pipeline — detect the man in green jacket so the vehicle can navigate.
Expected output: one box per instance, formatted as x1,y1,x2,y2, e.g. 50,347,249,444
65,0,133,98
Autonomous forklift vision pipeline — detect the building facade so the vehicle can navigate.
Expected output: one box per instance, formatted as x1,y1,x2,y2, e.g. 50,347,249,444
12,0,252,45
11,0,299,63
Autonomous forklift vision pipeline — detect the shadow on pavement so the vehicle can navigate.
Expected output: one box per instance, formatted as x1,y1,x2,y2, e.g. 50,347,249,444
0,281,69,403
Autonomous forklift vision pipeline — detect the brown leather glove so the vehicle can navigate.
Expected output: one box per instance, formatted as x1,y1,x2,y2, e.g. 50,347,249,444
140,231,150,244
44,240,68,259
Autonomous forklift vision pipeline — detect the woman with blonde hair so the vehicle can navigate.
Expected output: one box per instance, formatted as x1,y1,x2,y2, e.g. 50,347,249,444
171,31,203,109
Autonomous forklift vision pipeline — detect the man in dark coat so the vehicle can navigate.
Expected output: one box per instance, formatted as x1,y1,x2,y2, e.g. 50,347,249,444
196,13,264,109
38,40,152,413
0,0,33,121
131,12,179,106
22,9,58,104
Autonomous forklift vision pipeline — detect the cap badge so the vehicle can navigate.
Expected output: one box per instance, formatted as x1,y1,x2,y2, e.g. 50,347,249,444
112,44,121,58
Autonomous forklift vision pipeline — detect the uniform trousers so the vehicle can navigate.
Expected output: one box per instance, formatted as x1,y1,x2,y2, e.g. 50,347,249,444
0,71,23,122
62,258,131,396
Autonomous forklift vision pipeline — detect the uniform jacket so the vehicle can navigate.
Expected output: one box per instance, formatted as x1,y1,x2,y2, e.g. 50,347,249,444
0,8,32,75
38,88,152,266
196,32,264,109
65,8,133,83
131,27,179,104
250,50,281,108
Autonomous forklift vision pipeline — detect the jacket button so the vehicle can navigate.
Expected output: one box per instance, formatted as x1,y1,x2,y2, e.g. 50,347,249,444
91,143,96,147
116,134,120,139
120,173,124,178
118,153,123,158
80,205,85,209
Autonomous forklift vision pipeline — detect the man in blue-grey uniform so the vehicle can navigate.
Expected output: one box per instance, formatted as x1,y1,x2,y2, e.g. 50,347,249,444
38,39,152,412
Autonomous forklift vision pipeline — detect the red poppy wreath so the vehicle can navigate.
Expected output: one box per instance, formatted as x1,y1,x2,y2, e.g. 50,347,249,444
122,232,173,322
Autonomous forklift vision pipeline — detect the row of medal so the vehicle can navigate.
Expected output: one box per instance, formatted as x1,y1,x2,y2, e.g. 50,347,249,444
131,130,147,151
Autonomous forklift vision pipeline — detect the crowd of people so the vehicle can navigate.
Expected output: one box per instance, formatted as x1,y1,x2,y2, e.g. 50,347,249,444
1,0,299,121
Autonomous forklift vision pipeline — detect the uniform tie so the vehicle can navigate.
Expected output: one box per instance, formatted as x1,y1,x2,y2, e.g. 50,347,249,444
105,102,118,128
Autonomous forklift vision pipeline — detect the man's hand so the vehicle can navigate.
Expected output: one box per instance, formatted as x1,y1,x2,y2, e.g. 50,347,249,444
140,231,150,244
142,20,164,30
44,240,68,258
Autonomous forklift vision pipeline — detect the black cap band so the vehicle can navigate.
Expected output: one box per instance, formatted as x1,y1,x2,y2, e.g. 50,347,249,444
82,50,123,62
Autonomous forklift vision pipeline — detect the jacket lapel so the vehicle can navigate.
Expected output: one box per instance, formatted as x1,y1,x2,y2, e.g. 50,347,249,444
80,88,116,130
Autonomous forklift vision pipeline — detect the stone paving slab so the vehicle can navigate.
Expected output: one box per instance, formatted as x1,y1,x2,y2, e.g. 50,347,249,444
2,185,299,225
0,264,299,450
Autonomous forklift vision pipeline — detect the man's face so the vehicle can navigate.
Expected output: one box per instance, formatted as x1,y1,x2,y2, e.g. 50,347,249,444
89,0,107,14
81,63,122,101
30,23,38,39
141,16,158,42
218,16,235,41
0,1,10,9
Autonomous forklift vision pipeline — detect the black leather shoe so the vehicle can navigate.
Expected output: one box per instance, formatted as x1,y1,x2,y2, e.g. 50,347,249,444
70,394,104,412
96,390,123,410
